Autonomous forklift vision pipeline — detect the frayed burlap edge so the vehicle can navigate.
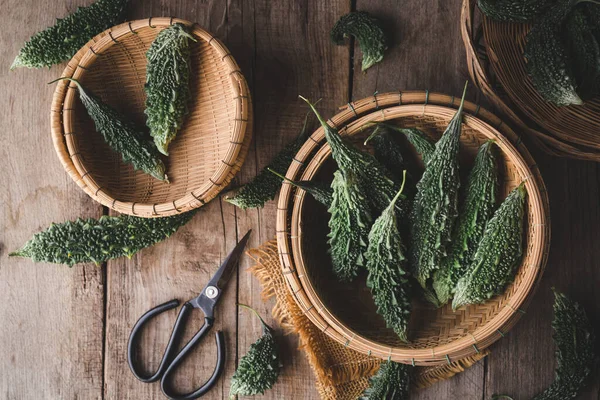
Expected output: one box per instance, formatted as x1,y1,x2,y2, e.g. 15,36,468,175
247,240,488,399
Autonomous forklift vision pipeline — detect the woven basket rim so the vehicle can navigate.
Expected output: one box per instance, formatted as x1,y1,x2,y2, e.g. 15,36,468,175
460,0,600,162
50,17,252,217
276,91,550,365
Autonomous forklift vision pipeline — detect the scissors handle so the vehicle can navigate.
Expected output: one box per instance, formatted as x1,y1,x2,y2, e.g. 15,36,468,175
127,300,226,399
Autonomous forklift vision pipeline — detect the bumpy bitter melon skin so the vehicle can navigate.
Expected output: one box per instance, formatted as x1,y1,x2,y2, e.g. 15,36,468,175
524,0,584,106
11,0,128,69
359,360,411,400
328,169,373,282
229,305,280,398
410,83,467,291
10,211,196,266
365,184,412,341
59,78,167,181
433,140,498,305
452,183,526,310
565,8,600,101
477,0,556,22
530,290,596,400
330,11,388,72
145,23,195,155
365,125,407,183
300,97,408,219
226,114,311,209
371,123,436,166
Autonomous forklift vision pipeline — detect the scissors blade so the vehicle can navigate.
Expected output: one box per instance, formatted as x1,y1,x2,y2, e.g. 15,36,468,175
189,230,252,315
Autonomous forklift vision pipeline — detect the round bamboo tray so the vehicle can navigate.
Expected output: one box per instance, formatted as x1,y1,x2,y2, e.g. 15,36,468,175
51,18,252,217
461,0,600,162
276,91,550,366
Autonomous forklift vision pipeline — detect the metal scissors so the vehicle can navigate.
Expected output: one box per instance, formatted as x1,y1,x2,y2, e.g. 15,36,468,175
127,230,252,400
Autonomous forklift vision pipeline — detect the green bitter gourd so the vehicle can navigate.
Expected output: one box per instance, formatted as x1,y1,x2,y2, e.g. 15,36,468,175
365,173,412,341
410,83,467,291
51,78,167,181
433,140,498,305
360,360,411,400
565,8,600,101
145,23,196,155
328,169,373,282
524,0,584,106
300,96,407,219
226,113,312,209
11,0,128,69
9,211,196,266
364,125,407,183
267,168,333,207
494,290,595,400
452,183,527,310
368,122,436,168
330,11,388,72
477,0,556,22
229,304,280,398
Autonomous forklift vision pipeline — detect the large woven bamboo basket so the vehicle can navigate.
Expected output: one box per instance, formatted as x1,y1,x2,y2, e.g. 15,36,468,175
277,91,550,366
461,0,600,161
51,18,252,217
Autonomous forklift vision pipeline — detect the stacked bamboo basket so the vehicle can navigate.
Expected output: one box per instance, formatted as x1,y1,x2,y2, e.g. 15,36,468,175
277,91,550,365
462,0,600,161
51,18,252,217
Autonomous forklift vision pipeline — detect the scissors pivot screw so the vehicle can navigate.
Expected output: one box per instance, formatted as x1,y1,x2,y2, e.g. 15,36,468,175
205,286,219,299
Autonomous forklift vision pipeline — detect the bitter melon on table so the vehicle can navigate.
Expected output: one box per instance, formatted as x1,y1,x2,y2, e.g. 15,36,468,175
364,125,407,183
409,83,467,292
360,360,411,400
524,0,584,106
452,183,527,310
365,175,412,341
145,23,196,155
10,211,196,266
52,78,168,181
433,140,498,305
226,113,311,209
328,169,373,282
11,0,128,69
330,11,388,72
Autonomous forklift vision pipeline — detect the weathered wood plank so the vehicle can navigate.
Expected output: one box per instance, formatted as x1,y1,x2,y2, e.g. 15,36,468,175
230,1,350,399
0,1,105,398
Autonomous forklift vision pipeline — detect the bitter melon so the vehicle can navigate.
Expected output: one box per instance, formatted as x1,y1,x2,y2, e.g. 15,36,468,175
565,8,600,100
330,11,388,72
229,304,280,398
452,183,527,310
226,113,311,209
9,211,196,266
369,122,436,167
495,290,595,400
410,83,467,291
524,0,583,106
267,168,333,207
360,360,411,400
300,96,407,219
51,78,167,181
11,0,128,69
477,0,556,22
145,23,196,155
365,174,412,341
433,140,498,305
364,125,407,183
328,169,373,282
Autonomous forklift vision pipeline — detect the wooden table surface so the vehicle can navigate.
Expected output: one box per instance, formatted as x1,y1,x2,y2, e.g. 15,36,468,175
1,0,599,399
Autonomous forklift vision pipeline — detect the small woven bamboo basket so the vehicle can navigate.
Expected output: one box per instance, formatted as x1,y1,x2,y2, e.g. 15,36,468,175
277,91,550,366
461,0,600,161
51,18,252,217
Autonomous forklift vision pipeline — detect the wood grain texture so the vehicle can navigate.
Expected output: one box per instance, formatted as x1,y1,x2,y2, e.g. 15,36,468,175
0,1,104,399
1,0,600,399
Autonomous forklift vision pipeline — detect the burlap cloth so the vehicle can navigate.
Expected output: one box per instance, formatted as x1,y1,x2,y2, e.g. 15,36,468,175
247,240,489,400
